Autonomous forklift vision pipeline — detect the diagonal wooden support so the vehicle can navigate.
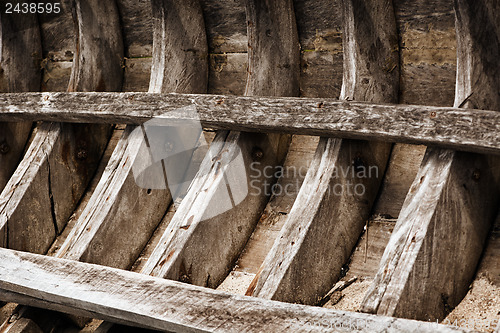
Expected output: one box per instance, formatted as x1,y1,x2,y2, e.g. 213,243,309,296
54,0,208,271
0,0,122,255
138,0,300,288
361,0,500,321
0,1,124,332
246,0,398,304
0,12,41,192
0,247,477,333
2,0,207,332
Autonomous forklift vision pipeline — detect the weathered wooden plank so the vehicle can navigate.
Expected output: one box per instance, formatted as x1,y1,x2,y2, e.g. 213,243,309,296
137,0,300,290
246,0,398,304
0,248,475,333
217,135,318,296
115,0,153,58
0,0,122,255
1,92,500,155
199,0,247,53
361,0,500,321
394,0,456,107
0,11,41,191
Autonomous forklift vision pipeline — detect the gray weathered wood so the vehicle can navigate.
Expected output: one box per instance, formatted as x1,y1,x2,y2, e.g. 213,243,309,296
0,248,475,333
0,12,41,191
0,0,122,255
246,0,398,304
138,0,300,289
361,0,500,321
1,92,500,155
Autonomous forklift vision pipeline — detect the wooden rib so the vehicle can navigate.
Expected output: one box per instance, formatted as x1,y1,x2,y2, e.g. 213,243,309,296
2,1,207,332
0,248,475,333
0,1,123,332
360,0,500,321
246,0,398,304
54,0,208,270
0,12,41,191
2,92,500,155
137,0,299,289
0,0,122,254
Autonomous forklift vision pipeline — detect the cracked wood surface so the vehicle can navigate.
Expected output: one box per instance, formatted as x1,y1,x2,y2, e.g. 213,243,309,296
0,11,41,192
246,0,398,305
0,248,476,333
361,0,500,321
137,0,300,291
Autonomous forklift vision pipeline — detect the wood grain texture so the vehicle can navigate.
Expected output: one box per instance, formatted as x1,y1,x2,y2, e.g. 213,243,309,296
0,0,122,255
0,248,476,333
394,0,456,107
199,0,247,53
1,92,500,155
361,0,500,321
138,0,300,290
0,11,41,191
34,0,460,108
246,0,398,304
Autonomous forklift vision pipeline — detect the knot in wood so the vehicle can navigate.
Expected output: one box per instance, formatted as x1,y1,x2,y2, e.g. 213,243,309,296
251,147,264,161
471,169,481,181
0,141,10,154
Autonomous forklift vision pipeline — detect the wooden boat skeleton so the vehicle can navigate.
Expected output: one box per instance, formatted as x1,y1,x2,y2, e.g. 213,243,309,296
0,0,499,332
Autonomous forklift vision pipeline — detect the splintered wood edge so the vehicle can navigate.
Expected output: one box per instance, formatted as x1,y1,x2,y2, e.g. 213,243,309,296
250,0,399,304
361,0,500,321
0,248,475,333
0,92,499,155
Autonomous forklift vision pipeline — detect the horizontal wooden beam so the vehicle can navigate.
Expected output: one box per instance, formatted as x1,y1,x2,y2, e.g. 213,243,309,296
0,92,499,155
0,248,473,333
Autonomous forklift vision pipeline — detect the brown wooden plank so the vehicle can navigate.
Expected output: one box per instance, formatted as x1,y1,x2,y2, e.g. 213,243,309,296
0,11,41,191
361,0,500,321
245,0,398,305
1,92,500,155
0,248,475,333
137,0,300,291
